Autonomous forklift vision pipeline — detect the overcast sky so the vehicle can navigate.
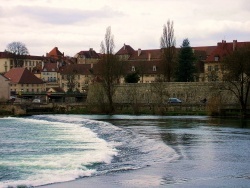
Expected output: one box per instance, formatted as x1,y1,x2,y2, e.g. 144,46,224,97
1,0,249,56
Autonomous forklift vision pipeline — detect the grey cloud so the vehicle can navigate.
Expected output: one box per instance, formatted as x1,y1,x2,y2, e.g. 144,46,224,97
9,5,125,25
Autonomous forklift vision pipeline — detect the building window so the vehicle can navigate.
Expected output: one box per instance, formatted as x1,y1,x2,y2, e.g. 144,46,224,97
153,66,156,71
215,65,219,71
214,56,219,61
208,66,212,71
132,66,135,72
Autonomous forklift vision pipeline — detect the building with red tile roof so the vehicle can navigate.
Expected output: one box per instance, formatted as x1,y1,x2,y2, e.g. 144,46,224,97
116,44,135,60
115,41,243,83
4,68,45,95
205,40,250,81
59,64,93,92
115,45,165,83
46,47,64,60
0,51,44,73
74,48,100,64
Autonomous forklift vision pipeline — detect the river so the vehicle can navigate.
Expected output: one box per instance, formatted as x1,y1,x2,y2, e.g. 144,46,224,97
0,115,249,188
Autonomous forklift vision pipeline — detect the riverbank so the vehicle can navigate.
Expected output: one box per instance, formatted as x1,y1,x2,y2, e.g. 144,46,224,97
0,102,249,118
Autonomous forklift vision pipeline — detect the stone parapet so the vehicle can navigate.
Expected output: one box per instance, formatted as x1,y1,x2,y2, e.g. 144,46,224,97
87,82,239,105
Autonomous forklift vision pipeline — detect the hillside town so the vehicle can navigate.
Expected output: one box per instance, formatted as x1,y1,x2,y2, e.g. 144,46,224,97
0,39,249,106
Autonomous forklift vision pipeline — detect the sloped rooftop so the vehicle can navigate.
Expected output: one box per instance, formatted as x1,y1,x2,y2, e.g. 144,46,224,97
4,68,44,84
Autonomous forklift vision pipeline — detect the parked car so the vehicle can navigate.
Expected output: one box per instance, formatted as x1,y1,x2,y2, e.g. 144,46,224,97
168,98,182,103
32,99,41,103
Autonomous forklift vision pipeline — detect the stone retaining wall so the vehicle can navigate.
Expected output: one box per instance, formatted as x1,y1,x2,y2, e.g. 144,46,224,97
87,82,240,105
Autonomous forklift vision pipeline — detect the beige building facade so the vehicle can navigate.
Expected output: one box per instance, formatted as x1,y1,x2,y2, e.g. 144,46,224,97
0,74,10,100
4,68,45,96
204,40,250,82
59,64,93,92
0,52,44,74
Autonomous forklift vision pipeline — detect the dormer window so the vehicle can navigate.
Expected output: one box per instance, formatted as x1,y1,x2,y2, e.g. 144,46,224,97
132,66,135,72
153,66,157,71
214,56,219,61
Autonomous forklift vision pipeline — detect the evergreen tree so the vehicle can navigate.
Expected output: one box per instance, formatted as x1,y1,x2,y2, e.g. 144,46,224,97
175,38,196,82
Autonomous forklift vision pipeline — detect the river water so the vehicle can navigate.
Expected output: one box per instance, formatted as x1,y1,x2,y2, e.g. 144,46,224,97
0,115,249,188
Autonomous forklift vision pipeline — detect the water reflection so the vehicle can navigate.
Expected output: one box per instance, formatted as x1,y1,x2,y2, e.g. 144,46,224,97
86,115,250,187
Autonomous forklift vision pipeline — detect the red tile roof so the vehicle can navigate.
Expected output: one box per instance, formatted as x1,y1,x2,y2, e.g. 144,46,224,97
47,47,64,59
0,51,44,60
42,63,59,72
192,46,216,56
4,68,44,84
125,60,163,74
76,49,100,59
46,87,65,93
116,44,135,56
0,52,13,58
60,64,93,75
206,40,250,62
129,49,162,60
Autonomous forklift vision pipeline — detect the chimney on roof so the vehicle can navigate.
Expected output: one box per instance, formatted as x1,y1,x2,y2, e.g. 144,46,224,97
123,43,126,50
221,40,227,49
148,53,151,61
138,48,141,56
90,48,93,51
233,40,237,51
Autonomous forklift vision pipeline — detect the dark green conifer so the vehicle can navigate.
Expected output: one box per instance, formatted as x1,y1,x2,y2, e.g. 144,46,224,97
175,38,196,82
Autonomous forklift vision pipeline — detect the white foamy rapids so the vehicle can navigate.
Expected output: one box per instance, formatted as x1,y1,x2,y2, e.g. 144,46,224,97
1,168,95,188
0,116,118,188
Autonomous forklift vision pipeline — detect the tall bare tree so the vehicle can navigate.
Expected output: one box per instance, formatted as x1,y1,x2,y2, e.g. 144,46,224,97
222,45,250,117
160,20,176,82
98,26,124,113
66,72,77,93
5,41,29,67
